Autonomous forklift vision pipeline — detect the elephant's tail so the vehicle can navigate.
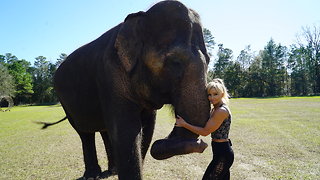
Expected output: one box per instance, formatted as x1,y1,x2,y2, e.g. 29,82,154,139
35,116,68,129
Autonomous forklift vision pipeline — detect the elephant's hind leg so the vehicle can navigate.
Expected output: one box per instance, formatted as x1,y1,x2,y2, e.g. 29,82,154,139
78,132,102,179
100,132,117,176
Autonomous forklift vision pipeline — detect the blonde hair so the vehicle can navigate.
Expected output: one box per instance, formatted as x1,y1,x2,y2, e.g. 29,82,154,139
206,78,230,105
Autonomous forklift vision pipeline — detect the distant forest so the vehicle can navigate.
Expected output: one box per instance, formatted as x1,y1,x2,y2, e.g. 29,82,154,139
0,25,319,105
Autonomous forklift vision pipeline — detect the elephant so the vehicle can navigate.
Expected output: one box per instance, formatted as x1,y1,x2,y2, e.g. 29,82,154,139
52,1,211,179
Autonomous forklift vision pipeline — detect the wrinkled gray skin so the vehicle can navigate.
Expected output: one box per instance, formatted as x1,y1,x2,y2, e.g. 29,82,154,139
54,1,210,179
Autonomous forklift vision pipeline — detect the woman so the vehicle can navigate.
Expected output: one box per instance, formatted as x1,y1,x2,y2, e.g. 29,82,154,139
175,78,234,180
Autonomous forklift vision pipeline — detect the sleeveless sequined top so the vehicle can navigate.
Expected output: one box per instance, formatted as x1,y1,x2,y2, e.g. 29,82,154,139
211,104,231,139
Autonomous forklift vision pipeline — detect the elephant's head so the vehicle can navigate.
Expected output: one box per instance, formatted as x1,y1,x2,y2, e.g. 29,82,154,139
115,0,210,160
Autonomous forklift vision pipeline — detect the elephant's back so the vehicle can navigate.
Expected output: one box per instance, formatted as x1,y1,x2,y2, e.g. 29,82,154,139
53,24,123,132
54,56,106,131
53,23,121,94
53,43,106,132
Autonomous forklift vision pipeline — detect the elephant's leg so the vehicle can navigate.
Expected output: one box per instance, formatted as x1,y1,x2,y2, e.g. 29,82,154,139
115,133,143,179
100,132,117,175
140,109,156,161
110,116,143,180
78,132,102,179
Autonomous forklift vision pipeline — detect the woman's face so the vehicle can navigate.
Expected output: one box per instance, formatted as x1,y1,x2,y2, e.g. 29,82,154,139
207,88,223,106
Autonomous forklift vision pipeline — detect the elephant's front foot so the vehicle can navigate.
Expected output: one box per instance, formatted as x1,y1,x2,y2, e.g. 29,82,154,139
83,166,102,180
100,167,118,178
84,178,100,180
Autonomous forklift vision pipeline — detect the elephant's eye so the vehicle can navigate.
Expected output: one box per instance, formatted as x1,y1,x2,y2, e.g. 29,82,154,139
165,58,184,80
166,58,185,74
170,59,182,68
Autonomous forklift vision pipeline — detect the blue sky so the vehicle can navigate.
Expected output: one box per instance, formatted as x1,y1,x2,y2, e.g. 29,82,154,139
1,0,320,65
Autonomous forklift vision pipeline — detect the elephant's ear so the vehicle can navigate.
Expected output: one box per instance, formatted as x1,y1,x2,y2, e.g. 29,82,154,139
115,11,146,73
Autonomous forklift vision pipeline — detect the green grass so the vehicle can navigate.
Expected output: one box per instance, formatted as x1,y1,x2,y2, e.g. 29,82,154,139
229,97,320,180
0,97,319,180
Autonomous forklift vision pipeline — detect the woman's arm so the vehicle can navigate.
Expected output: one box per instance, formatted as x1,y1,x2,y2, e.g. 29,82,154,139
175,108,228,136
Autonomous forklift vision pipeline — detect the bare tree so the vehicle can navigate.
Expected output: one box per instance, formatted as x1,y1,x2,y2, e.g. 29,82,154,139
296,24,320,94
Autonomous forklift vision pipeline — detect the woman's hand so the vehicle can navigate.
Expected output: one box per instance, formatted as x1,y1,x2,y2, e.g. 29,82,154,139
175,115,187,127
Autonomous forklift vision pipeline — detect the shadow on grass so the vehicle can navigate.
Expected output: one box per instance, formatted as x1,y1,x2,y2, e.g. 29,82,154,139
75,170,117,180
31,102,61,106
231,95,320,100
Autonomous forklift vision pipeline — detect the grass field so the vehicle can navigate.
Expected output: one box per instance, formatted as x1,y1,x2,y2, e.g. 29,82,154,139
0,97,319,180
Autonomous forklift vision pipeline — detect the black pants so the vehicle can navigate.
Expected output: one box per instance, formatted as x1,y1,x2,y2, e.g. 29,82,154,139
202,140,234,180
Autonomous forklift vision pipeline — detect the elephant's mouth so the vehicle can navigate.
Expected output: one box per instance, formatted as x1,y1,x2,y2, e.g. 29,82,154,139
141,93,171,110
140,99,164,110
150,136,208,160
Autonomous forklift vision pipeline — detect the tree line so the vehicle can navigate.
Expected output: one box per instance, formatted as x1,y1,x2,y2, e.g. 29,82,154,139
0,25,319,105
0,53,66,105
204,25,320,97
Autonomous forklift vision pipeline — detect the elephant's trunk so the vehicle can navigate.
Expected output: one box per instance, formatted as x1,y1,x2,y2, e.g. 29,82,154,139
150,135,208,160
151,52,210,160
150,126,208,160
